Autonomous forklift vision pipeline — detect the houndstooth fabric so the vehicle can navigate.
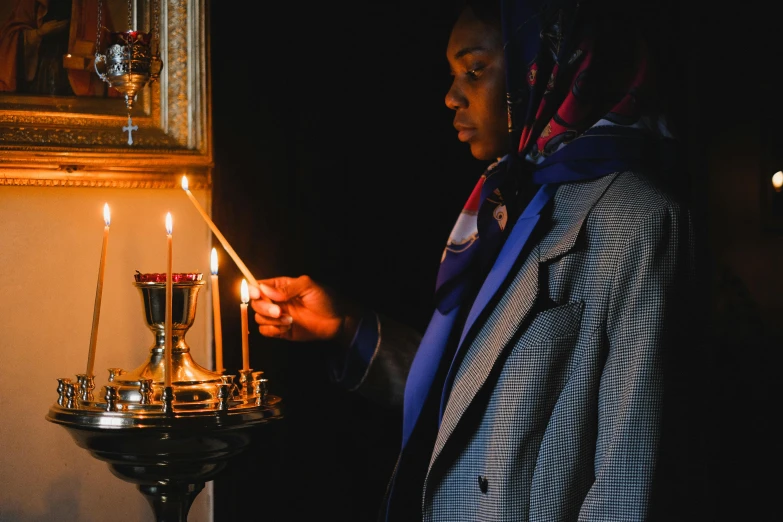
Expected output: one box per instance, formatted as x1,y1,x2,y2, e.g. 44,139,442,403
360,170,695,522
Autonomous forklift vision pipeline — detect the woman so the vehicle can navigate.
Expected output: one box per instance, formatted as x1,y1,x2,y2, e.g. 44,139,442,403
249,0,696,520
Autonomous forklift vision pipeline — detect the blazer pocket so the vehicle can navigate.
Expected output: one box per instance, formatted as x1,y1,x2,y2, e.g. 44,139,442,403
522,300,585,343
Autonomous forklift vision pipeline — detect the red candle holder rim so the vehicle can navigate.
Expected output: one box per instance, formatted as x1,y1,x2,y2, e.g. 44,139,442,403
111,30,152,36
134,272,203,282
109,30,152,46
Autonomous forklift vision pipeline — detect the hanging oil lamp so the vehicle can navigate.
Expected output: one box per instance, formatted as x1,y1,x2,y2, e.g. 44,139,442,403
93,0,163,145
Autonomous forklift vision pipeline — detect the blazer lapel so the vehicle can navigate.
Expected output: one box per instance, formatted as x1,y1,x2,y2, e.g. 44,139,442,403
430,186,554,462
428,173,621,470
458,184,557,349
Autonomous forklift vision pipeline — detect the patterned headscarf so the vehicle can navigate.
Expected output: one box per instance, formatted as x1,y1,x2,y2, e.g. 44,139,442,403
434,0,671,314
502,0,670,174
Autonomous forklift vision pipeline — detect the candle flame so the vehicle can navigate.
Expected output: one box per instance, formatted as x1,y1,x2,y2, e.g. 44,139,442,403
181,175,189,191
165,212,173,235
211,247,218,275
103,203,111,226
772,171,783,191
240,278,249,304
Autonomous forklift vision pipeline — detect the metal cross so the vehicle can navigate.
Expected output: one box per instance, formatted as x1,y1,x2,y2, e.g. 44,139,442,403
122,115,138,145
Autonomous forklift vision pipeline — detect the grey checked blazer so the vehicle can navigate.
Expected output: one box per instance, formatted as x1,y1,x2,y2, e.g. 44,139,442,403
355,171,696,522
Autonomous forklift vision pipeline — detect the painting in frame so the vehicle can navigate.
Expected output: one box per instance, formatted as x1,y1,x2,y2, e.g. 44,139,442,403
0,0,211,189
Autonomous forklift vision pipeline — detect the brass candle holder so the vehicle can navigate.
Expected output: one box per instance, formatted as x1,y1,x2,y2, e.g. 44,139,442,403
46,272,282,522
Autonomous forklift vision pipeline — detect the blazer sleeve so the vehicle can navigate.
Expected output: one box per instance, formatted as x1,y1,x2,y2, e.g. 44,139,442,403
329,312,422,410
578,200,695,520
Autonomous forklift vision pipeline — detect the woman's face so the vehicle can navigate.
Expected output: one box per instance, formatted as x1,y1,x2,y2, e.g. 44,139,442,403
445,6,509,161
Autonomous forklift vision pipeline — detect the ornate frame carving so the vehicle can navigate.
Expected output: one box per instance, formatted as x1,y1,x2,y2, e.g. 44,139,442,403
0,0,211,189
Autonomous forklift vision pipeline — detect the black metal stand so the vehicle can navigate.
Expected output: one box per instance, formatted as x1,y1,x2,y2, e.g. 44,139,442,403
139,483,205,522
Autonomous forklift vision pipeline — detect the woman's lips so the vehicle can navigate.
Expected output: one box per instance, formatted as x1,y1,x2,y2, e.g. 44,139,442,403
457,128,476,142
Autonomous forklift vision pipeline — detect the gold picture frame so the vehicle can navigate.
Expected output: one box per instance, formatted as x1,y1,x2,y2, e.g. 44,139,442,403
0,0,211,189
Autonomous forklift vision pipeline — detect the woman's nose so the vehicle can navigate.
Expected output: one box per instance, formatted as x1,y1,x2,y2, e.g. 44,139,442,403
445,81,465,110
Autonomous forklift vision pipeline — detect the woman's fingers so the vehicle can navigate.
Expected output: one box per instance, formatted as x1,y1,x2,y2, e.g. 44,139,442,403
250,278,291,300
249,297,282,318
257,276,314,301
249,299,294,325
258,325,291,338
256,313,293,338
254,311,292,326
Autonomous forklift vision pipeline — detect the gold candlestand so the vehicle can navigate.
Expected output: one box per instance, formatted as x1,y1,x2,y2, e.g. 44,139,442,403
46,272,282,522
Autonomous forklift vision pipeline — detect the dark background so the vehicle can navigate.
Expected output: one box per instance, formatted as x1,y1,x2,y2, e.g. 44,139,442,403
207,1,779,520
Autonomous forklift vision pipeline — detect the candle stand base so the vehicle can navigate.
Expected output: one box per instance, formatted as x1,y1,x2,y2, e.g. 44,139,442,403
47,398,281,522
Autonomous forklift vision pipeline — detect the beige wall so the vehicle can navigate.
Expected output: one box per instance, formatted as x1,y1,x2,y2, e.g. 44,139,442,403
0,186,214,521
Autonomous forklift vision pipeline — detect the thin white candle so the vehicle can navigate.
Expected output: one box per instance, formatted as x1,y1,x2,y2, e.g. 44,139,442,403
164,212,173,388
240,279,250,371
211,248,224,373
86,203,111,377
181,175,259,288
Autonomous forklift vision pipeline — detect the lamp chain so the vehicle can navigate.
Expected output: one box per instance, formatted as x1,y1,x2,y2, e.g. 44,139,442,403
95,0,103,52
126,0,133,86
153,0,160,54
127,0,133,32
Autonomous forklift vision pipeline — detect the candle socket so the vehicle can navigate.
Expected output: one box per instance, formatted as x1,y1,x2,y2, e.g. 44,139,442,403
78,374,96,402
57,378,72,407
216,384,231,411
237,369,253,397
105,385,119,412
161,386,174,414
65,382,76,409
107,368,126,382
138,379,154,405
75,374,86,401
220,375,238,398
254,378,269,406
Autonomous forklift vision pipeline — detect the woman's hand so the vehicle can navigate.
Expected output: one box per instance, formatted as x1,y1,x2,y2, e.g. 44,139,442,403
248,275,362,345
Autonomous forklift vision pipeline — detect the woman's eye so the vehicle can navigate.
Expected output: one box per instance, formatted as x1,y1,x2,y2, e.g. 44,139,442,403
466,66,484,80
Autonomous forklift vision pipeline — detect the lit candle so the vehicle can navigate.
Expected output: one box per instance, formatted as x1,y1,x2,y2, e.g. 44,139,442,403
86,203,111,377
211,248,224,373
240,278,250,371
181,175,259,288
164,212,174,388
